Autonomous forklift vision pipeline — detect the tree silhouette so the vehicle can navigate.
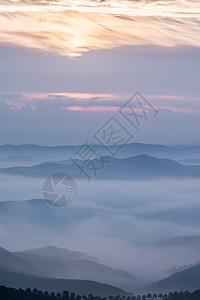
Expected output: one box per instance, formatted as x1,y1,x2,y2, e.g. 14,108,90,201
62,290,70,299
1,284,200,300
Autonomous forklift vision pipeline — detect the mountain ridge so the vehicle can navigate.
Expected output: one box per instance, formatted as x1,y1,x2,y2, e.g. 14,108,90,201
0,268,127,296
0,245,142,292
139,263,200,294
0,154,200,180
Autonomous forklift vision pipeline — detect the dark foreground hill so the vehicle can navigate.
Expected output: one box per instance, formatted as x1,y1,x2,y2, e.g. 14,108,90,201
0,269,127,296
139,263,200,294
0,245,142,292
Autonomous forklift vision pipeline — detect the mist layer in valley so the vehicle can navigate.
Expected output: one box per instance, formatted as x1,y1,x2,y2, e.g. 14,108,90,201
0,173,200,283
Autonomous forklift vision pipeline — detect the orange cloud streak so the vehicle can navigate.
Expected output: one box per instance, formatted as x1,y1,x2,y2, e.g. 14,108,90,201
0,1,200,56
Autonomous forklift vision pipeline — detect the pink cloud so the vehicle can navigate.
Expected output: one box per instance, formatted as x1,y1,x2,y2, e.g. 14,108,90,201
1,92,200,114
64,106,118,112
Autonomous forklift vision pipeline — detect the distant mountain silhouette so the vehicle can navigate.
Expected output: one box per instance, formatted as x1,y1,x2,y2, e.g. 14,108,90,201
0,154,200,180
154,235,200,250
19,245,95,262
1,143,200,168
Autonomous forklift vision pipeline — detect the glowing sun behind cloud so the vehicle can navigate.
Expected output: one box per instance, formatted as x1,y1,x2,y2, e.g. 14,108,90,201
0,0,200,56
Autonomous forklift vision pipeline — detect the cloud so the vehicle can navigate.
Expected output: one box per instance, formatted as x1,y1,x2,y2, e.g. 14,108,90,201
0,91,200,145
1,92,200,113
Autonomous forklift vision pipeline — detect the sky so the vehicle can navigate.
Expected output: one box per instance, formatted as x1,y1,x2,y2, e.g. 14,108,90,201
0,0,200,145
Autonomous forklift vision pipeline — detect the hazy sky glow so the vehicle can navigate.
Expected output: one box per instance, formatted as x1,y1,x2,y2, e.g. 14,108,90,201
0,0,200,56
